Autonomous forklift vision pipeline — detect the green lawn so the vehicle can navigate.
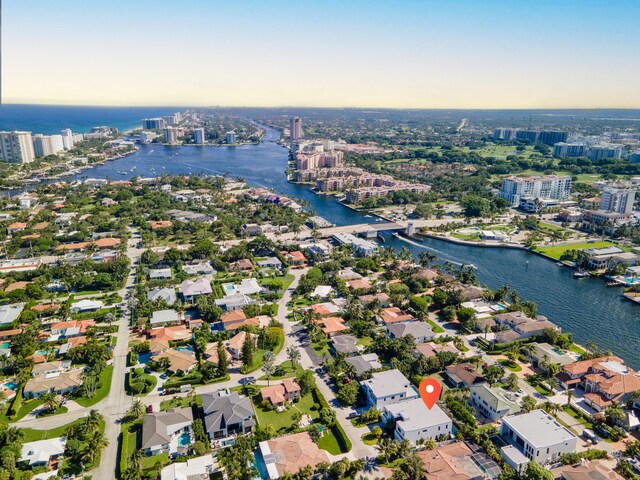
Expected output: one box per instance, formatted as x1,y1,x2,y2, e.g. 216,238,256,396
563,405,594,430
21,418,105,443
252,391,320,432
243,328,285,373
361,432,378,446
451,232,481,241
316,428,343,454
536,241,615,260
13,398,45,421
160,395,202,411
311,339,331,357
356,336,374,347
259,362,305,381
74,365,113,407
427,319,445,334
570,344,586,355
498,359,522,372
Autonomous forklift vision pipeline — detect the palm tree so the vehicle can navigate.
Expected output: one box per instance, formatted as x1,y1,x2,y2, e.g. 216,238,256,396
89,430,109,460
83,409,103,435
566,388,573,406
286,346,301,369
42,391,61,413
375,437,395,464
606,405,625,425
0,426,23,445
127,399,145,419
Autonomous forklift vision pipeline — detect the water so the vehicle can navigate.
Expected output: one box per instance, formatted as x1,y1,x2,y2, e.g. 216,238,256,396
0,104,181,134
381,233,640,369
254,450,269,480
178,433,191,447
3,108,639,367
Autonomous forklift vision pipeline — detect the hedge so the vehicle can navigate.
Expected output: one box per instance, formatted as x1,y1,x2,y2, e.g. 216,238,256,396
330,421,352,453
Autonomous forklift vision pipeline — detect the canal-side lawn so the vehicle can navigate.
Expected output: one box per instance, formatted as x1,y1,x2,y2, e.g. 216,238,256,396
536,241,616,260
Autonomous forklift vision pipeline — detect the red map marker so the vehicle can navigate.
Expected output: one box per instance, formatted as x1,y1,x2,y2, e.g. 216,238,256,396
419,378,442,409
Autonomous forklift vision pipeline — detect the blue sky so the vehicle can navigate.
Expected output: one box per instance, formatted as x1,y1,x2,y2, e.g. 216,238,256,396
3,0,639,107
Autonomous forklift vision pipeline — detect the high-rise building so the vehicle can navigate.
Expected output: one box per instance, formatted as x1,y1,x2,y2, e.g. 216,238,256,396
290,116,303,143
600,188,635,214
0,131,35,163
539,131,568,145
72,133,84,144
499,175,572,207
587,145,623,162
60,129,74,150
492,128,517,141
629,152,640,163
225,131,236,144
163,127,178,144
515,130,540,142
193,128,205,144
553,143,588,158
162,115,177,126
33,134,54,157
50,135,65,154
142,118,166,130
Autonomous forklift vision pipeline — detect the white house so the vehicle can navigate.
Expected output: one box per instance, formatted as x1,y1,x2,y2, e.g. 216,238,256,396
20,438,66,467
150,309,182,326
501,410,578,464
469,384,521,422
149,268,172,280
387,321,434,343
141,408,193,457
160,454,215,480
70,299,103,313
383,398,452,443
361,369,419,409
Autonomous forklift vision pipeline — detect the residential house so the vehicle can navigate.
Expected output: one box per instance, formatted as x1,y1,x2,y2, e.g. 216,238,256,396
152,349,197,375
147,287,177,306
310,302,342,317
258,432,330,479
226,331,257,360
141,408,193,456
23,369,83,398
70,299,103,314
229,258,253,272
149,268,172,280
19,438,66,467
331,334,360,356
469,384,521,422
0,303,24,327
527,343,578,368
416,442,489,480
415,343,459,359
362,369,419,409
215,293,251,311
32,361,71,377
347,279,373,291
358,292,390,308
493,311,559,340
387,321,434,343
179,276,213,302
182,261,215,276
311,285,333,299
149,220,173,230
383,398,452,443
283,251,306,267
50,319,95,338
551,460,624,480
260,379,302,406
501,410,577,464
256,257,283,270
160,454,215,480
150,309,182,326
445,363,485,388
149,325,191,343
317,317,348,337
201,389,256,439
345,353,383,377
378,307,416,325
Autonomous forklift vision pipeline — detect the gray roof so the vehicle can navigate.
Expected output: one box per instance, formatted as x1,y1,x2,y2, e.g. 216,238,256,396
202,390,255,433
502,409,577,448
147,287,177,306
150,309,180,325
387,321,434,340
345,353,382,376
215,294,250,309
470,384,520,414
0,303,24,327
141,408,193,450
362,369,416,399
331,335,359,355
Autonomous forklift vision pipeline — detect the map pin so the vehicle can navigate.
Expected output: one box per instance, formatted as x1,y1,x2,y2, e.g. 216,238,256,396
419,378,442,409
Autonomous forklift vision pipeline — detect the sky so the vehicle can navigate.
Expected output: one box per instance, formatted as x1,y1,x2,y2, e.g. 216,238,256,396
2,0,640,108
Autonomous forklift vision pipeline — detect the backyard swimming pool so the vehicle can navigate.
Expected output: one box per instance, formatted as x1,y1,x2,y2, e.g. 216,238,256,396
178,433,191,447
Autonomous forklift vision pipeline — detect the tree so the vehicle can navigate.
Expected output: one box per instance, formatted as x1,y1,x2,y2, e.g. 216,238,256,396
504,373,519,392
241,335,255,368
524,461,553,480
521,396,538,413
127,399,145,420
262,352,276,385
217,340,229,376
287,345,301,369
336,381,360,406
140,249,159,265
41,390,61,414
296,370,315,395
483,365,504,387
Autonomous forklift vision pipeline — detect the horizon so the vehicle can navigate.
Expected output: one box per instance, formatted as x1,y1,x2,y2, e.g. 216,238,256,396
3,0,639,108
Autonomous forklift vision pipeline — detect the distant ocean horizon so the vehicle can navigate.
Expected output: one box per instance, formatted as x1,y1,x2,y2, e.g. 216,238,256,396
0,104,184,135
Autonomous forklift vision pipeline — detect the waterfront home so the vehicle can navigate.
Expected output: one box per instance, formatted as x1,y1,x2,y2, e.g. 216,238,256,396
150,309,182,326
152,349,197,375
492,311,559,340
332,232,378,257
584,245,626,270
260,379,302,406
387,321,434,343
377,307,416,325
147,287,177,305
23,369,83,398
331,334,360,355
453,285,485,301
469,384,521,422
301,241,332,261
345,353,383,378
179,276,213,302
362,369,419,409
416,442,489,480
242,223,262,236
412,268,440,282
70,299,103,313
0,303,24,327
556,356,640,412
20,438,66,467
383,398,452,443
445,362,485,388
501,410,577,464
258,432,330,479
527,342,578,368
160,454,215,480
149,267,172,280
202,389,256,440
142,408,193,457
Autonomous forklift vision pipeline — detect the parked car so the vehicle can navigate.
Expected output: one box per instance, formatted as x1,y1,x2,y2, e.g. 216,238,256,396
146,405,154,413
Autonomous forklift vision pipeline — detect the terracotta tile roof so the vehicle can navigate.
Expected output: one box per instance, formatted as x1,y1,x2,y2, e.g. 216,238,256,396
31,304,60,312
33,221,50,231
380,307,416,324
223,317,260,331
260,379,301,404
562,356,624,376
347,279,372,290
264,432,329,476
5,281,30,292
93,237,121,248
221,310,247,323
149,220,173,230
416,442,483,480
55,242,90,251
149,325,191,342
318,317,347,335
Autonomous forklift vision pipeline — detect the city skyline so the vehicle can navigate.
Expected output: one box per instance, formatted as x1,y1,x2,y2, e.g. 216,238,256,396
2,0,640,108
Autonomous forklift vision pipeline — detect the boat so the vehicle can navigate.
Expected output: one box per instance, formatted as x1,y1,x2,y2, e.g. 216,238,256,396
574,270,590,278
556,261,564,266
465,264,477,270
607,281,621,287
375,218,384,222
364,215,372,218
392,232,400,238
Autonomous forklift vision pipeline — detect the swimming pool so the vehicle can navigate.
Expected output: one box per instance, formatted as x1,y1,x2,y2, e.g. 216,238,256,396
176,346,194,353
178,433,191,447
223,284,237,294
0,342,10,350
3,381,18,390
253,451,269,480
